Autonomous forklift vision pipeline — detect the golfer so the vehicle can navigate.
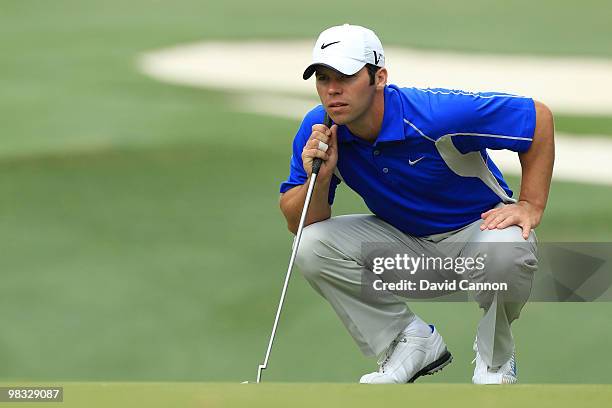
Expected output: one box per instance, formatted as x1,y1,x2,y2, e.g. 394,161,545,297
279,24,554,384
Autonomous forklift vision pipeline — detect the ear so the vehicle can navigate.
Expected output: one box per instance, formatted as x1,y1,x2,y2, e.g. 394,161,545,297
376,67,388,89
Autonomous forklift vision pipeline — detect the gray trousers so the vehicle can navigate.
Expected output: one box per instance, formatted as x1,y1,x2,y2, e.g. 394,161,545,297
294,212,537,368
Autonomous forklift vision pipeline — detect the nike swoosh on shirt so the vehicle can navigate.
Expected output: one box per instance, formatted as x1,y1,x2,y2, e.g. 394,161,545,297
321,41,340,49
408,157,425,165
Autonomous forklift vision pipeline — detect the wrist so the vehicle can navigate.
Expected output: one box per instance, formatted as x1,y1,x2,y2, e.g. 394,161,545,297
310,170,332,184
313,176,331,194
517,199,545,212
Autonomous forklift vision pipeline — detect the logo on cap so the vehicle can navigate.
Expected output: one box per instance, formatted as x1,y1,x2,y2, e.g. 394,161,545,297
321,41,341,49
373,51,382,65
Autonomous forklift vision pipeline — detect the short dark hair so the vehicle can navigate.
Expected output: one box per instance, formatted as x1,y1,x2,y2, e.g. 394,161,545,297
366,64,381,85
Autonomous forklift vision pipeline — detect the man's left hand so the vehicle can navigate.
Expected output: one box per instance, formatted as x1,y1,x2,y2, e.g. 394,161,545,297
480,201,543,239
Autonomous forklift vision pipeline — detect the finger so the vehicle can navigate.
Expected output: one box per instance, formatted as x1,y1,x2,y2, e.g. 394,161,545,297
326,125,338,155
481,212,506,230
488,213,511,229
312,124,331,136
311,131,330,144
480,212,500,229
481,208,500,219
329,124,338,144
496,215,519,229
306,138,328,151
306,138,327,150
305,149,329,161
521,223,532,240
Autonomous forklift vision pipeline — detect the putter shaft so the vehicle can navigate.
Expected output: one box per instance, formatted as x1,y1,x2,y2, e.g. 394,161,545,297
256,114,331,383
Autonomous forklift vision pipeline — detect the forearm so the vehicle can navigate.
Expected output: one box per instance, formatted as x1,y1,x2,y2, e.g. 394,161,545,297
279,176,333,234
517,101,555,212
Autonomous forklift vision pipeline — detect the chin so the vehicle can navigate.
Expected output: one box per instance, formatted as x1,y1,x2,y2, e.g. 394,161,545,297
328,113,348,125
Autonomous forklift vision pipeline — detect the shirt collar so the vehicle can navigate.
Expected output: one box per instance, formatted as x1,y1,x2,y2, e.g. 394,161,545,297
336,85,406,145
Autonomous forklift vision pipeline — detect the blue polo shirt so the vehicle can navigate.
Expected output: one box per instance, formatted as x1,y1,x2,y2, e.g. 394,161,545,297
280,84,536,237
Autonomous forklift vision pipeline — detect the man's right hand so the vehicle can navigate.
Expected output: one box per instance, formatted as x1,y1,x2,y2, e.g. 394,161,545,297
302,123,339,181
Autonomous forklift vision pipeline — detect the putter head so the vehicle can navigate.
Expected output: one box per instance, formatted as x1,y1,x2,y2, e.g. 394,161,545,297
240,381,250,384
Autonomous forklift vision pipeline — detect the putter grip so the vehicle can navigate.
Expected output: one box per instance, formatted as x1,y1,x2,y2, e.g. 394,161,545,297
312,113,332,175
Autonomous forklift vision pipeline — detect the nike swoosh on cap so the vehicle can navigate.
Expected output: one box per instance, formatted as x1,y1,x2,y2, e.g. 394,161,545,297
409,157,425,165
321,41,341,49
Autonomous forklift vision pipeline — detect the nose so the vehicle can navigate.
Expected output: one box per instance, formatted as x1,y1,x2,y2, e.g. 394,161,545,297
326,77,342,95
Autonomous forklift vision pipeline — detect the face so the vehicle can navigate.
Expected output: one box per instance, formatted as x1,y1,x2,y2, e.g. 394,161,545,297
315,66,379,125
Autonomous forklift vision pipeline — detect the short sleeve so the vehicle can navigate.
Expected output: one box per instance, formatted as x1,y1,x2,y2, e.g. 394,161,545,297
279,106,341,205
425,89,536,153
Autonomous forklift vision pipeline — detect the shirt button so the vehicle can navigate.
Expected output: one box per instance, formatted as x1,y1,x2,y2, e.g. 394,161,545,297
382,167,389,174
373,150,380,156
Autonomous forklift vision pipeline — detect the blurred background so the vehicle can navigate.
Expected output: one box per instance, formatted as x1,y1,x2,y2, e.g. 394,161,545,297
1,0,611,384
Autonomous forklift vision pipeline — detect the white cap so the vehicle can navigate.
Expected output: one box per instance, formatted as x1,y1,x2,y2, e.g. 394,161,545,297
303,24,385,80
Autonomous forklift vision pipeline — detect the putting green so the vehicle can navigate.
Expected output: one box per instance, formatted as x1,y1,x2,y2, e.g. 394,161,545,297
1,383,610,408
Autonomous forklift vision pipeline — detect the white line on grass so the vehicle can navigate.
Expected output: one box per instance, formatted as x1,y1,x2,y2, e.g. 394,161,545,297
137,41,612,186
138,40,612,115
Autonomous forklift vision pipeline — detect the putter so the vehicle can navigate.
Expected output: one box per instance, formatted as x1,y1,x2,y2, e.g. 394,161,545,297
248,113,332,384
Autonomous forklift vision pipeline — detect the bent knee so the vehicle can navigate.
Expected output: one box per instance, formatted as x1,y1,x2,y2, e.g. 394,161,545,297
295,220,333,280
474,241,537,281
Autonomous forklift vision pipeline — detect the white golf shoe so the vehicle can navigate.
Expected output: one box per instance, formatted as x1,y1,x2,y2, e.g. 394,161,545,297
359,325,452,384
472,339,517,384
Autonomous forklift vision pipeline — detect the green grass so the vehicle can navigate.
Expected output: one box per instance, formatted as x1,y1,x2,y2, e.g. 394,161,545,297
554,115,612,136
0,0,611,386
2,141,611,383
1,383,612,408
